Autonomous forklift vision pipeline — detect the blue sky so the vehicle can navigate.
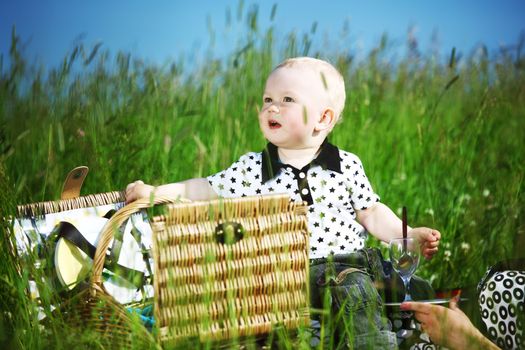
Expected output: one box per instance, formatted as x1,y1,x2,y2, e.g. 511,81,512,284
1,0,524,69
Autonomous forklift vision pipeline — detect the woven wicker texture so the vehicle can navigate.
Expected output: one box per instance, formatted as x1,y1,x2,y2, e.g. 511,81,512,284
151,194,310,346
55,284,158,349
16,190,125,217
47,195,180,350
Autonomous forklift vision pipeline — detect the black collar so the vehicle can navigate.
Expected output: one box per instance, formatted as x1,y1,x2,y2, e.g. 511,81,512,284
261,139,342,183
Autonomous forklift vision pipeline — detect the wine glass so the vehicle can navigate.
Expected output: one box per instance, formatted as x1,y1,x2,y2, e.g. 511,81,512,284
389,237,420,302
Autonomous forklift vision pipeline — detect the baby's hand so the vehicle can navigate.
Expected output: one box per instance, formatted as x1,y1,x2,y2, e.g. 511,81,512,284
408,227,441,260
125,180,155,203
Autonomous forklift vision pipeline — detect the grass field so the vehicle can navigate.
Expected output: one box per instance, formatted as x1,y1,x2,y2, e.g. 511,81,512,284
1,5,524,349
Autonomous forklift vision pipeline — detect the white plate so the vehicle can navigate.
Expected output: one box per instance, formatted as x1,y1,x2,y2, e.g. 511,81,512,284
384,298,466,307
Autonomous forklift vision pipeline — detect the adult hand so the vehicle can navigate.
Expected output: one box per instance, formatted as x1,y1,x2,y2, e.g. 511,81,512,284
408,227,440,259
125,180,155,203
400,298,499,350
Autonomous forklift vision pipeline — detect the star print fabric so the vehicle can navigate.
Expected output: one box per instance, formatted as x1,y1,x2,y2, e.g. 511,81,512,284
207,143,380,259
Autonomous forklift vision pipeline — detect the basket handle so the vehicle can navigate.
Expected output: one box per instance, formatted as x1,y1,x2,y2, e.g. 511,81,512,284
90,195,189,291
61,166,89,200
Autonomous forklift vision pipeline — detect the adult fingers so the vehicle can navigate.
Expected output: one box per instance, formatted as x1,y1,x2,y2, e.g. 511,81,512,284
401,302,448,325
448,294,468,319
449,301,460,314
419,320,434,335
449,293,460,310
413,311,434,326
422,327,442,346
400,301,433,314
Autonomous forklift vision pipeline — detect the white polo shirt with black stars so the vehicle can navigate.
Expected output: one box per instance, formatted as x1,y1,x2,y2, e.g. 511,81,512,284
207,140,380,259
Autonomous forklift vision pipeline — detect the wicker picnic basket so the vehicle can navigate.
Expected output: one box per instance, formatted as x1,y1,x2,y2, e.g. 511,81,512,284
48,195,184,349
15,190,158,348
18,188,310,348
150,194,310,348
14,168,160,348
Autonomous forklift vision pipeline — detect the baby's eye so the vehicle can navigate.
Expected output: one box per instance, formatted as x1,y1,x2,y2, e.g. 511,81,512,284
263,97,272,103
283,96,294,103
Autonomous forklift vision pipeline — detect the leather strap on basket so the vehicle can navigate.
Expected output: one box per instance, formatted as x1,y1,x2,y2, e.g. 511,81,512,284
90,195,189,297
61,166,89,200
51,221,147,288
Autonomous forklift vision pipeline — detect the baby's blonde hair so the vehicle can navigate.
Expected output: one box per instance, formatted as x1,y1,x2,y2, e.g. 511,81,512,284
274,57,346,121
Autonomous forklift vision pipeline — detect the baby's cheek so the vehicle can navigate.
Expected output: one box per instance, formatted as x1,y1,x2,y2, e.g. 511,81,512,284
290,121,310,137
257,118,268,133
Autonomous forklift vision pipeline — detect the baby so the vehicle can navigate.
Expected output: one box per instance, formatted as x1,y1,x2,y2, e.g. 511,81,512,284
126,57,440,348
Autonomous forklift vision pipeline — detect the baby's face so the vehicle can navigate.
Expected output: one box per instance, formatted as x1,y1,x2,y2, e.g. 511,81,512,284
259,65,330,149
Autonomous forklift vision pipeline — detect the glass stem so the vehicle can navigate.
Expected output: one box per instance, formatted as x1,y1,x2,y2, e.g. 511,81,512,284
403,276,412,302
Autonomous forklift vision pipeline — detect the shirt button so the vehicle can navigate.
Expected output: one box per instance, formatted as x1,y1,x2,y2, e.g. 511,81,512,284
301,188,309,195
299,172,306,179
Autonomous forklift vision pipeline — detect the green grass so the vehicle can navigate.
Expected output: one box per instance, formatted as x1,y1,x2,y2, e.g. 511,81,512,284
1,4,524,349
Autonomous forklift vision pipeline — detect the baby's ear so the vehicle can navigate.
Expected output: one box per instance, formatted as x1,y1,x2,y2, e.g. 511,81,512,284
315,108,336,132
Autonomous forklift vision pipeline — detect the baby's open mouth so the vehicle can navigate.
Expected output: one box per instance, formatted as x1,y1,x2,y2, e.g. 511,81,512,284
269,120,281,129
